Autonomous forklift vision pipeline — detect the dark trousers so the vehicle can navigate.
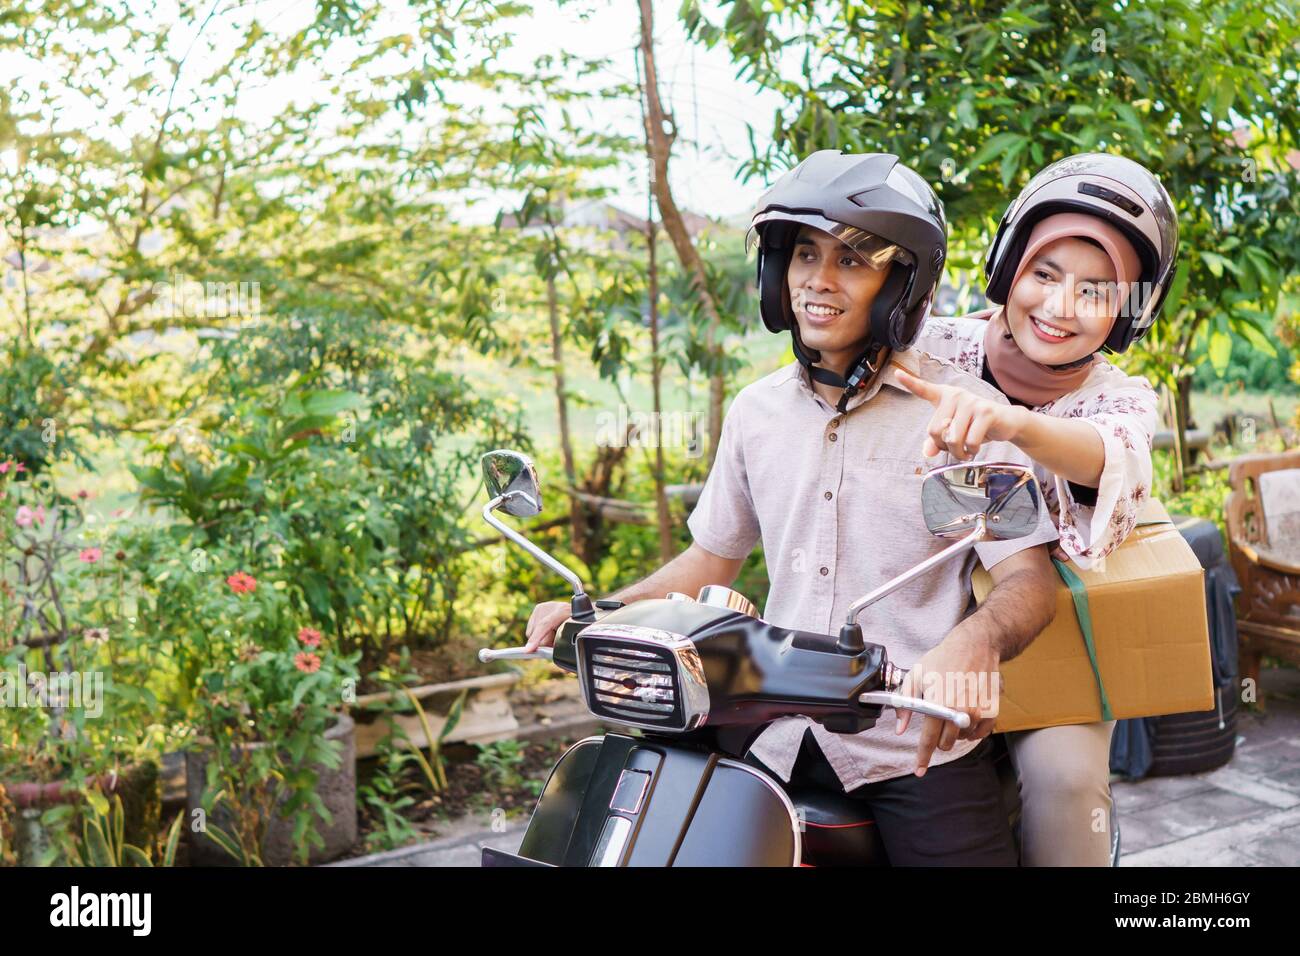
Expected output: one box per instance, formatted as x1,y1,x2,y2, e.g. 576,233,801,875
751,728,1018,866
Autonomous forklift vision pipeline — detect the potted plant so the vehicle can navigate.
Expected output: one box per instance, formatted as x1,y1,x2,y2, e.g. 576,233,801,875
134,542,361,866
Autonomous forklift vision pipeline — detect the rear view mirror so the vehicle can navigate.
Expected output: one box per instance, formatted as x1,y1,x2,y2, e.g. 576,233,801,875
481,450,542,518
922,462,1041,541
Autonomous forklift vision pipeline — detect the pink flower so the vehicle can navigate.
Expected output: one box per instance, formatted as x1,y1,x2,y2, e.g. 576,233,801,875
79,547,103,564
297,627,322,648
226,571,258,594
76,489,90,500
294,652,322,674
15,505,45,528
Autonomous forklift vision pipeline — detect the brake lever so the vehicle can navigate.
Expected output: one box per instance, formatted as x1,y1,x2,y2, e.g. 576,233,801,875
858,691,972,729
479,646,554,663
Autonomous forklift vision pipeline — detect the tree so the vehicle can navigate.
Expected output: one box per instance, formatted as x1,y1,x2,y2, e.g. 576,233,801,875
682,0,1300,484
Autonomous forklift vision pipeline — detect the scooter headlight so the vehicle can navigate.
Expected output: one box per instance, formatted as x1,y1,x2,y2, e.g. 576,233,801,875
574,625,710,733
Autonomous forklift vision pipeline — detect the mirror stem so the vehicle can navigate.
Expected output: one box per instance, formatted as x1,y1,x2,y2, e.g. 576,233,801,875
842,519,986,627
483,494,590,610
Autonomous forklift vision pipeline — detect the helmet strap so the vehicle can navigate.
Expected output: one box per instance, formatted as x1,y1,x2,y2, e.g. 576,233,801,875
789,323,887,414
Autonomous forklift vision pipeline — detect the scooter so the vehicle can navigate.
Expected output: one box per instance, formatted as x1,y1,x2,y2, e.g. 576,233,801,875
475,449,1118,866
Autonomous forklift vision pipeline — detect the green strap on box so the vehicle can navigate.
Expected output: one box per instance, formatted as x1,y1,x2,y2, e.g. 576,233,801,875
1052,557,1114,721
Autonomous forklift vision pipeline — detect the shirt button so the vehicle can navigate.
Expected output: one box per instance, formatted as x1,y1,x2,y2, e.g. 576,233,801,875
829,418,840,428
828,433,838,442
824,491,833,500
819,566,829,576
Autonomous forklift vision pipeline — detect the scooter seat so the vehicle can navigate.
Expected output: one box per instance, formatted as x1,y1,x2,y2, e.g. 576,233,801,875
785,786,888,866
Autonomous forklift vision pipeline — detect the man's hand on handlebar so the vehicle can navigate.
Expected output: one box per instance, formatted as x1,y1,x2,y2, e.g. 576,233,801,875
893,628,1001,776
524,600,572,652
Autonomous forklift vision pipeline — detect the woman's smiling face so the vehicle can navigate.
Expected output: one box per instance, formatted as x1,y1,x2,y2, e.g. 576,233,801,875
1005,236,1119,364
785,224,893,363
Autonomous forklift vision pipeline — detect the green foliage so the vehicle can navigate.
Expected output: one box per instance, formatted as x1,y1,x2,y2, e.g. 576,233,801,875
1193,333,1296,392
0,0,757,862
683,0,1300,393
65,791,156,868
357,750,421,854
127,309,527,672
474,739,527,792
0,467,163,786
1151,450,1232,535
395,687,467,795
0,343,80,477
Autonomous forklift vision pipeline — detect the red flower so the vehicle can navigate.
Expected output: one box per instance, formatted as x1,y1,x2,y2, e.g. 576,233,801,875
297,627,322,648
79,547,103,564
226,571,258,594
294,652,322,674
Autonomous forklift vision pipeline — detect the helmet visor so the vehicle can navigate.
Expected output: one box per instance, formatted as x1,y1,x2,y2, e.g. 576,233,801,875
746,210,915,271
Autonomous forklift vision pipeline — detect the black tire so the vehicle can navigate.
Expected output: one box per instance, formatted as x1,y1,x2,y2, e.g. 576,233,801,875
1147,735,1237,777
1144,677,1238,778
1155,694,1237,728
1151,721,1236,747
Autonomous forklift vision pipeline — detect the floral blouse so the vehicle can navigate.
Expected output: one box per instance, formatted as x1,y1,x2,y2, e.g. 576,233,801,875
915,312,1158,569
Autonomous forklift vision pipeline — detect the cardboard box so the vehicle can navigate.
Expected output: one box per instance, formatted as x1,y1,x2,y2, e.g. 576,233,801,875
974,500,1215,733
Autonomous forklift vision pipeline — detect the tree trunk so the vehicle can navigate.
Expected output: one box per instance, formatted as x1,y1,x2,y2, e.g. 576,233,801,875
1163,382,1187,493
636,0,725,467
645,213,674,563
1176,372,1196,468
547,272,590,561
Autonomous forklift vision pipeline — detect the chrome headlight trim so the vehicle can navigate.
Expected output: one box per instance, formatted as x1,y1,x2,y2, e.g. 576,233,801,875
575,624,710,733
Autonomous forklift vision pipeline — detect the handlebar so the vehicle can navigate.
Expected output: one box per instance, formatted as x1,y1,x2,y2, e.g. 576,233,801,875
479,645,972,729
479,646,554,663
858,690,972,729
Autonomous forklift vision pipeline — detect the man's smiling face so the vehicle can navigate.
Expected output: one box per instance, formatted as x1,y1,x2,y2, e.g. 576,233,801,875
785,224,893,367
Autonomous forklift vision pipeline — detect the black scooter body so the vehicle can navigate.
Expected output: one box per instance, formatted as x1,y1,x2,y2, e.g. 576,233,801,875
483,732,802,867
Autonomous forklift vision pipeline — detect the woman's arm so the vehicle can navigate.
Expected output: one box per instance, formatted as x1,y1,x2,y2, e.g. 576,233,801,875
1006,408,1106,487
896,367,1104,484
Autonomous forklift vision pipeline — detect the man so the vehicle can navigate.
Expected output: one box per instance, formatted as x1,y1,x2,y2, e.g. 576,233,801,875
525,151,1058,864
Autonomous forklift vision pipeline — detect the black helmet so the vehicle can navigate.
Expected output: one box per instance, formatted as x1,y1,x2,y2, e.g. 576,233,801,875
747,150,948,412
984,152,1179,353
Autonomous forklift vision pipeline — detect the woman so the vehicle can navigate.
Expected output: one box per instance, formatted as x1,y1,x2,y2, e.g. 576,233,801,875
899,153,1180,866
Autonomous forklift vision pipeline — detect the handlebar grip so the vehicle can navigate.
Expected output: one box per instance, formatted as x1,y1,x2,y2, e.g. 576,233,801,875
479,647,555,663
858,690,973,729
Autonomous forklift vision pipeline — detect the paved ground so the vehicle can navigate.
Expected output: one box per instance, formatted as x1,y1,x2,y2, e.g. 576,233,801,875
1113,666,1300,866
333,667,1300,868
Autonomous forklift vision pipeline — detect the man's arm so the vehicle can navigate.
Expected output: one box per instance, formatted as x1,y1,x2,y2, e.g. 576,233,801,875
955,542,1058,663
523,543,746,651
896,543,1057,774
606,542,746,604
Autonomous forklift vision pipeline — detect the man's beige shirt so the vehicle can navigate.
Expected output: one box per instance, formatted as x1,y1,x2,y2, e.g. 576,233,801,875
686,347,1059,789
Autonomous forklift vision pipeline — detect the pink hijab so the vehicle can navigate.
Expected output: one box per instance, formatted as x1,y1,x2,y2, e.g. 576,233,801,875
984,212,1142,406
